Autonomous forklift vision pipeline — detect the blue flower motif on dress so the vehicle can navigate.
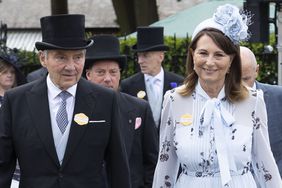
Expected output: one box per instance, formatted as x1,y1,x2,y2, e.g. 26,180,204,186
166,117,172,127
241,161,251,175
197,152,214,177
255,162,273,182
160,137,172,162
170,88,176,93
192,90,196,100
169,95,174,102
252,111,261,130
231,127,237,140
160,175,172,188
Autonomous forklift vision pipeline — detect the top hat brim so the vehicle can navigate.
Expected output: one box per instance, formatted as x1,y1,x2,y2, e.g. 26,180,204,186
35,39,94,51
132,44,169,52
85,55,127,70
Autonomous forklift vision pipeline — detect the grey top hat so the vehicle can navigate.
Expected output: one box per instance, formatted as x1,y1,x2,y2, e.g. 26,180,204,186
85,35,126,70
35,14,93,50
132,26,169,52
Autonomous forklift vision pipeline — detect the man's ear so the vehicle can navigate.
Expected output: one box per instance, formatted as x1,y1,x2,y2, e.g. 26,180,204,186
38,51,47,67
85,69,91,80
255,64,259,78
159,52,165,62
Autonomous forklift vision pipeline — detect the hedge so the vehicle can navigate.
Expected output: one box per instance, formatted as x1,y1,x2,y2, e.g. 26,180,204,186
18,34,278,84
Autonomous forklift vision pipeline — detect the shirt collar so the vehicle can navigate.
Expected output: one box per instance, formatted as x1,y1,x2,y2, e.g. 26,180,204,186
144,67,164,82
46,75,77,100
252,82,256,90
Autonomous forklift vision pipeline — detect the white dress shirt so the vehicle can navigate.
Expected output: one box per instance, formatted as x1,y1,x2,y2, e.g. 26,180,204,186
46,75,76,165
144,67,164,98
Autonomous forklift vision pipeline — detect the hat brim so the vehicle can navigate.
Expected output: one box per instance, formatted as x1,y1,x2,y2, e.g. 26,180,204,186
85,55,127,70
132,44,169,52
35,39,94,51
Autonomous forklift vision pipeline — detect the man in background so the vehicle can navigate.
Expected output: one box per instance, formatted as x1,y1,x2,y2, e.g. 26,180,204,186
120,26,183,127
26,67,48,82
85,35,158,188
240,46,282,176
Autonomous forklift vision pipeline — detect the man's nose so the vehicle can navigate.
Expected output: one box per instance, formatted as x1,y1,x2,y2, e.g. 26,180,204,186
103,72,112,81
138,56,145,64
65,60,76,70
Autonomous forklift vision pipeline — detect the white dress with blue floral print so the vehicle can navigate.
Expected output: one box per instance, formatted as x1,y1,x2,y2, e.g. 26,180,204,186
153,83,282,188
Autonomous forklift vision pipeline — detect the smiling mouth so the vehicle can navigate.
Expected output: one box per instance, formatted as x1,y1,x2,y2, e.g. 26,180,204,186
203,68,217,72
63,74,75,77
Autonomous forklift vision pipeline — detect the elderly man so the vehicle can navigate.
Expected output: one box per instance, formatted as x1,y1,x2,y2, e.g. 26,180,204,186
85,35,158,188
120,26,183,127
240,46,282,176
0,14,130,188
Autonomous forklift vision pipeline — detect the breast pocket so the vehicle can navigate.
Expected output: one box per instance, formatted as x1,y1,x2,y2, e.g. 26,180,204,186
83,122,111,148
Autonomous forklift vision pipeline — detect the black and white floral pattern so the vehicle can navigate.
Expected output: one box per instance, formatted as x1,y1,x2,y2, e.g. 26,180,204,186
153,85,282,187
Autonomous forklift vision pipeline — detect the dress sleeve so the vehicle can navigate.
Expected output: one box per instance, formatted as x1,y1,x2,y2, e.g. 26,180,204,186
251,90,282,187
153,90,180,188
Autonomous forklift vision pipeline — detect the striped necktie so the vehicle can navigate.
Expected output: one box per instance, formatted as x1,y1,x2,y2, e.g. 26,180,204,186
56,91,71,134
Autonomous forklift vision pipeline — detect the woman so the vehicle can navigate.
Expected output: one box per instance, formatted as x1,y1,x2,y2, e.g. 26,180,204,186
0,50,26,107
153,4,282,188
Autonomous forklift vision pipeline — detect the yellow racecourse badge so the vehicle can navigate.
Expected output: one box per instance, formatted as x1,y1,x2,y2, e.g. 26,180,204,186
74,113,89,126
180,114,193,126
137,90,146,99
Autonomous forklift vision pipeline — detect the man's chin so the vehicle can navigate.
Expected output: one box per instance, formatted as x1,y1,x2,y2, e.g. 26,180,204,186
103,85,113,89
140,70,147,74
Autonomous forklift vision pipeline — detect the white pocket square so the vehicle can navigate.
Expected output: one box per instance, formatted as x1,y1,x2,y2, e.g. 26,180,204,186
89,120,106,123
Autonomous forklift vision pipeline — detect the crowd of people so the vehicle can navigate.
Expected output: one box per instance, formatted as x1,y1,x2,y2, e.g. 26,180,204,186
0,3,282,188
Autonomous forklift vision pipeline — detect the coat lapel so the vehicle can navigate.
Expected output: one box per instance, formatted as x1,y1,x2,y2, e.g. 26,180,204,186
163,71,171,96
256,81,269,99
26,78,60,167
61,79,97,168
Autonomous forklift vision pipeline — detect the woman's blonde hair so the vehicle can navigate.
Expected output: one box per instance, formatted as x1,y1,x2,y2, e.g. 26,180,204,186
179,28,248,103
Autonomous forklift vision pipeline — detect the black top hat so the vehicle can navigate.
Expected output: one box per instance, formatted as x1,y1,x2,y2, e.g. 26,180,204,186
0,48,26,85
85,35,126,70
132,26,169,52
35,14,93,50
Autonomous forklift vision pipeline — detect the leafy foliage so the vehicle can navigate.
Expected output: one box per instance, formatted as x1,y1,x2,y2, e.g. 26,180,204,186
18,35,278,84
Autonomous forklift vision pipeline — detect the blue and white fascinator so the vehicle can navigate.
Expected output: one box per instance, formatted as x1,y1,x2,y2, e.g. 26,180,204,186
192,4,251,44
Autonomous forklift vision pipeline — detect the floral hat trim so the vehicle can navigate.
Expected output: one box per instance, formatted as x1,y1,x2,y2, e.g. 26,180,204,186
192,4,251,44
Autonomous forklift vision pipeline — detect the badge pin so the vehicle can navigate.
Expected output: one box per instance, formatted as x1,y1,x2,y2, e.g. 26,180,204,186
180,114,193,126
74,113,89,126
137,90,146,99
